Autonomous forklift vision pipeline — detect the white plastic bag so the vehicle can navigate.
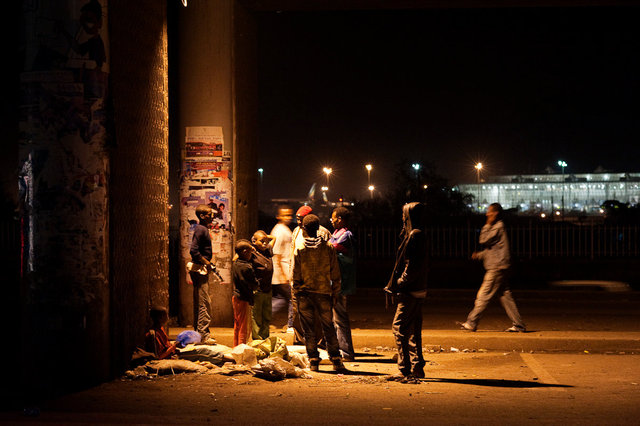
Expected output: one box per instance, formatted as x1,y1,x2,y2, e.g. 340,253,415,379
231,343,258,366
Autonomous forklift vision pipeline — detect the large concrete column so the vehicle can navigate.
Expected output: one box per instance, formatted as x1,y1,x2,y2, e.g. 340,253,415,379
109,0,170,375
19,0,112,394
174,0,257,327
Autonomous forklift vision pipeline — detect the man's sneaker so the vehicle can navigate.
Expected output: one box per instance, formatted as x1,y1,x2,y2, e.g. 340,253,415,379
202,337,217,345
456,321,476,332
505,326,526,333
342,356,355,362
385,374,406,382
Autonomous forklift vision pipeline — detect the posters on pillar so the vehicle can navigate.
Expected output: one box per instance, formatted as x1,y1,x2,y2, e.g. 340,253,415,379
18,0,110,287
181,126,233,285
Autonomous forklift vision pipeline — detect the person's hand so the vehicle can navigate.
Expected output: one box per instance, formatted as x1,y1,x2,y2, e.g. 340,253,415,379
471,251,479,260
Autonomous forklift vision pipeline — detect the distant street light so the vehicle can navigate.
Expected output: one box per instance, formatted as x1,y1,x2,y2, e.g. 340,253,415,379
321,186,329,192
558,160,567,218
323,167,332,187
411,163,421,182
258,167,263,182
365,164,372,185
475,162,483,211
368,184,375,198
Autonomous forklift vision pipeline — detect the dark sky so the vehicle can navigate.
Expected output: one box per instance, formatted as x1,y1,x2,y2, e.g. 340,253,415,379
256,6,640,201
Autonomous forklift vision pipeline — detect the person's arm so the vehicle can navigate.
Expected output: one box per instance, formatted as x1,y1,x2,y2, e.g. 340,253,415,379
329,245,342,296
241,263,260,292
292,250,302,291
157,341,179,360
478,223,501,248
189,227,211,266
265,234,276,251
397,231,425,289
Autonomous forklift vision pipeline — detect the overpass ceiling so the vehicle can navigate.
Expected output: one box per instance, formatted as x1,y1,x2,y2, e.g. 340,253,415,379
243,0,640,11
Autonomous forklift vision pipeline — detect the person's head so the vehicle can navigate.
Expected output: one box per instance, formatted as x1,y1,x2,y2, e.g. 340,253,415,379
302,214,320,238
276,206,293,225
150,306,168,327
218,203,225,211
80,0,103,34
251,230,270,251
402,202,426,232
487,203,503,225
195,204,213,225
295,205,313,226
330,207,351,230
235,239,254,260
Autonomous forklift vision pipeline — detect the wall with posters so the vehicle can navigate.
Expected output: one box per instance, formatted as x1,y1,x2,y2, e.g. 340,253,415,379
19,0,111,390
180,126,234,326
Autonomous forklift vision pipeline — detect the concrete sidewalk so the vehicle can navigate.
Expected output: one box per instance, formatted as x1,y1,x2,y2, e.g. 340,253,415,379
170,289,640,354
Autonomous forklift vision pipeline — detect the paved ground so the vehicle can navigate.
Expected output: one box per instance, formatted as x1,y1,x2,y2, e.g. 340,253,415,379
174,289,640,353
3,289,639,424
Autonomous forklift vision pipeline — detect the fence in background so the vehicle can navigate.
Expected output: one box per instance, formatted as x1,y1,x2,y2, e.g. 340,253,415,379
355,223,639,259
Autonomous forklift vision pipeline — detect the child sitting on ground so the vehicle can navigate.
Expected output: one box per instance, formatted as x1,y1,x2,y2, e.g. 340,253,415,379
144,306,178,360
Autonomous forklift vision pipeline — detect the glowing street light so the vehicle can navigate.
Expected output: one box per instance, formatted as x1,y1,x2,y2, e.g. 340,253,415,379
365,164,372,186
475,162,483,211
558,160,567,218
321,186,329,192
323,167,332,187
368,184,375,198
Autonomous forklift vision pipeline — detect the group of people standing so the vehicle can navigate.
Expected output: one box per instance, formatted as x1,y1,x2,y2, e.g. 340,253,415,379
187,200,525,381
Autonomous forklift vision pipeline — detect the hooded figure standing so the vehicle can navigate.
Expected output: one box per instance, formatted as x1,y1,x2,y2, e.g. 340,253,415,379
385,202,428,383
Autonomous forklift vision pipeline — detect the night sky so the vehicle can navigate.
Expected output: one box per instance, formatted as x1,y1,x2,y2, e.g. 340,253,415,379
256,6,640,201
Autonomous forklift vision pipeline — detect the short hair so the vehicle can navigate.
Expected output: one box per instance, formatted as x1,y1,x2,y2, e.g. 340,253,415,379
235,239,253,255
251,230,267,244
489,202,504,220
150,306,168,324
302,214,320,235
333,206,351,223
195,204,211,219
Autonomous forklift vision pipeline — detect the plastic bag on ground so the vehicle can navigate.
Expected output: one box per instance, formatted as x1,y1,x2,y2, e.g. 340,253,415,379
177,343,229,365
249,336,289,361
231,344,258,366
252,357,309,381
144,359,208,375
288,351,310,369
176,330,202,348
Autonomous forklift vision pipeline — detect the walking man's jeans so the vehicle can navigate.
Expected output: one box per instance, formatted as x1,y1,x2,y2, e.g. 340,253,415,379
296,291,340,360
392,293,425,376
333,294,355,358
190,271,213,340
252,290,272,340
271,283,294,328
465,268,525,330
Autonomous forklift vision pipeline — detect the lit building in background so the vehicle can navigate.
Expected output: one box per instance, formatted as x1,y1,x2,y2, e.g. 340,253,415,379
456,172,640,214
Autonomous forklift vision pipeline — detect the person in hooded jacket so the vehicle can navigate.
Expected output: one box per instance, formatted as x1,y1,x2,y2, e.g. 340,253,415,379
292,214,345,372
384,202,428,383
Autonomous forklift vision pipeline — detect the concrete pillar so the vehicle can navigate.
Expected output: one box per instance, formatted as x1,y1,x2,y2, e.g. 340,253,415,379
173,0,258,327
19,0,112,394
109,0,170,375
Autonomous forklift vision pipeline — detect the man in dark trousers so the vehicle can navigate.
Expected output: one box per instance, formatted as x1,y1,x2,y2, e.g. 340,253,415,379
385,202,428,384
189,204,217,345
